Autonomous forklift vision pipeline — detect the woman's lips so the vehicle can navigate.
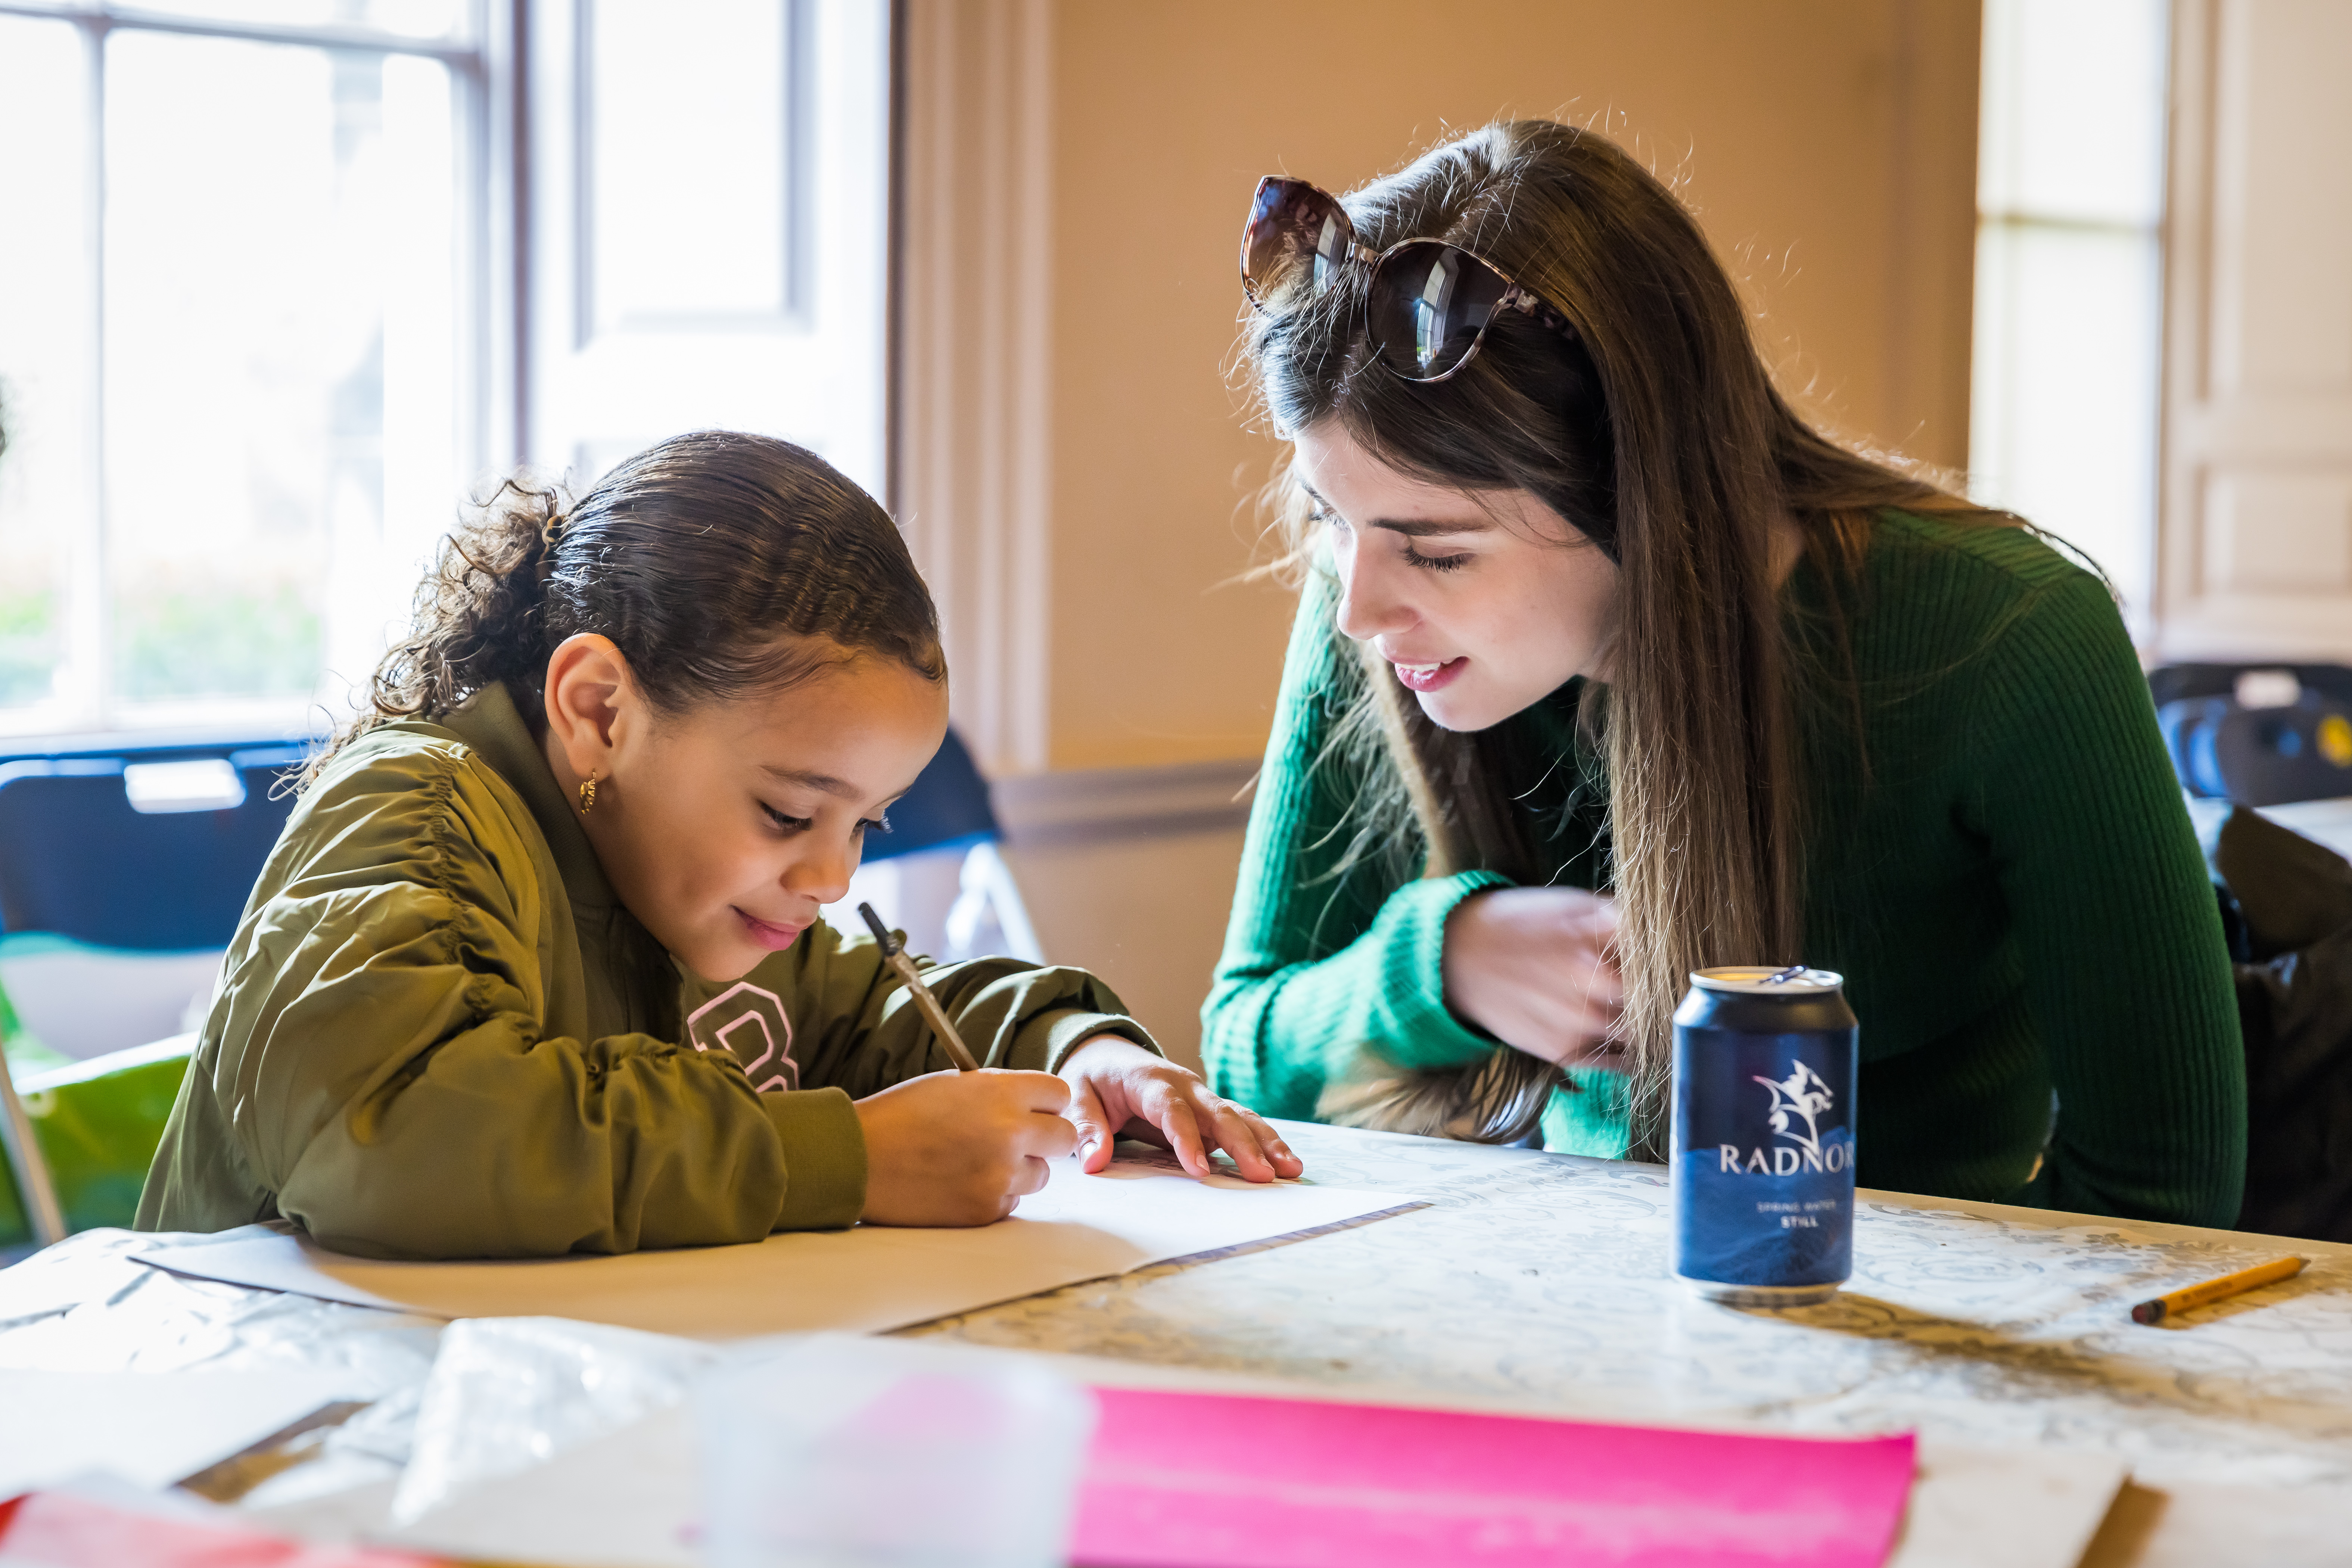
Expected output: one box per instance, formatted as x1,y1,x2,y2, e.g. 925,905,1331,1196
734,907,808,951
1392,656,1466,693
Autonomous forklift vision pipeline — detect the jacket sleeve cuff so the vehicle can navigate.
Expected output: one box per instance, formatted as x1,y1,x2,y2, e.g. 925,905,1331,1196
1037,1009,1162,1074
1369,870,1513,1071
762,1086,867,1231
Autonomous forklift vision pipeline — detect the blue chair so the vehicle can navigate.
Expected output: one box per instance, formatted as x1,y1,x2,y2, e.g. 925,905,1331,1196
0,746,307,948
0,736,309,1253
860,728,999,864
841,728,1040,964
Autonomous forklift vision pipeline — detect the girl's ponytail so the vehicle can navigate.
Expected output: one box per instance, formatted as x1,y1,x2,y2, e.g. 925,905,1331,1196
306,476,566,784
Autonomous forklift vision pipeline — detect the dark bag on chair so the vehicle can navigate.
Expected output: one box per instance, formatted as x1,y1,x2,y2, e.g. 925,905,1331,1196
2155,661,2352,808
2209,807,2352,1242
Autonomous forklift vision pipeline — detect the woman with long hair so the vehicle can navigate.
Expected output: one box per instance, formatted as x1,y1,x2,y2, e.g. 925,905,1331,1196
1203,121,2243,1224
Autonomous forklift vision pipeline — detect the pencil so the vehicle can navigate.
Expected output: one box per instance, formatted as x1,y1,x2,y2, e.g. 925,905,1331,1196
856,902,983,1072
2129,1255,2304,1325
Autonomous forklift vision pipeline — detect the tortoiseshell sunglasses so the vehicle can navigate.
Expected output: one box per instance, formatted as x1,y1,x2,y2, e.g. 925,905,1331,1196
1239,175,1574,383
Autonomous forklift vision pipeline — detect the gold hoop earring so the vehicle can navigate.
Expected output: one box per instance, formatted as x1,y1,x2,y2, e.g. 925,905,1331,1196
578,772,598,815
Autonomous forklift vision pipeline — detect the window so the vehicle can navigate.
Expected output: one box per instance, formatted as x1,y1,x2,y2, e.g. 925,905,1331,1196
0,0,889,738
0,0,481,735
517,0,888,499
1970,0,2171,628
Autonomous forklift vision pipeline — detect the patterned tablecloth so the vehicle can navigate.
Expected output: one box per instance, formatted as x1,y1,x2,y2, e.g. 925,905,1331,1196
919,1123,2352,1496
0,1118,2347,1556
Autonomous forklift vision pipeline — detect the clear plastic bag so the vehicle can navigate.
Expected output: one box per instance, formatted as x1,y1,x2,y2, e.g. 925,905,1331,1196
390,1315,715,1525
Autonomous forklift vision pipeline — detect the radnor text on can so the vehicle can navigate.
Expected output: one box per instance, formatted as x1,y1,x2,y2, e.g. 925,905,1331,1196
1671,966,1860,1306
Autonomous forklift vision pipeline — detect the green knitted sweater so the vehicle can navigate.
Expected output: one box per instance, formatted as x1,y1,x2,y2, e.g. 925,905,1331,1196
1203,510,2246,1226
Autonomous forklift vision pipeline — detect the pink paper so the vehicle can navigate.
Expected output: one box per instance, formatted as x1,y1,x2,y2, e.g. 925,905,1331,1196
1068,1388,1914,1568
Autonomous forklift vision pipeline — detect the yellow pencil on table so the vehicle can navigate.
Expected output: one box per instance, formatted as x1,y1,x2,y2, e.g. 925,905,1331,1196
2130,1255,2304,1325
857,902,982,1072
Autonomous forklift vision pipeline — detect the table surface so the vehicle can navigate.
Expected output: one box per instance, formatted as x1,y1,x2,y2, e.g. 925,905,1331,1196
1,1120,2347,1564
922,1125,2352,1493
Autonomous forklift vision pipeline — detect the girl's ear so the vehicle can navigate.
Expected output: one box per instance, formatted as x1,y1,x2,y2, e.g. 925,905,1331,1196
541,634,637,783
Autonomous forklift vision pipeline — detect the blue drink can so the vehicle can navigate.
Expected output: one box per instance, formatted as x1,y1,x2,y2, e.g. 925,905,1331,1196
1671,965,1859,1305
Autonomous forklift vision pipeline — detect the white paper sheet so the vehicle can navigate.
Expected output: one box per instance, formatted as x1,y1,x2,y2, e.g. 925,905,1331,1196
0,1368,361,1499
133,1157,1424,1341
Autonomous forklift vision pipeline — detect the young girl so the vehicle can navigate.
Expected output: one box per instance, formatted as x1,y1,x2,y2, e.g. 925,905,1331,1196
1204,122,2245,1226
140,430,1297,1259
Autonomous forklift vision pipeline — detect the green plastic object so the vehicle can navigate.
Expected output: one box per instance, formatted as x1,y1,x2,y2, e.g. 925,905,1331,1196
0,1034,192,1250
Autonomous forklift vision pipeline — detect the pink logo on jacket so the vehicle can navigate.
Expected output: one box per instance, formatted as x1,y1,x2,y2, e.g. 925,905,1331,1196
685,981,798,1091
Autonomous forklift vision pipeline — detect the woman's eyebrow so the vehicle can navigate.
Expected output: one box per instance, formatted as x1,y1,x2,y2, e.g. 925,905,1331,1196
1299,481,1496,538
1371,516,1495,539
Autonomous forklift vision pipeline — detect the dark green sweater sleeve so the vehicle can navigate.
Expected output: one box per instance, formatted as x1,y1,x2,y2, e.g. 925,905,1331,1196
1963,571,2245,1225
1210,516,2246,1219
1202,575,1509,1119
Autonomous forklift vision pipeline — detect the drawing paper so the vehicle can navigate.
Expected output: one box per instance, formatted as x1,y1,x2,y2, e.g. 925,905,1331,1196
133,1158,1424,1340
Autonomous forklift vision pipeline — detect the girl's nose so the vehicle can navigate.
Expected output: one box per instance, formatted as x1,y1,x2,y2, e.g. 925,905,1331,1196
787,837,856,907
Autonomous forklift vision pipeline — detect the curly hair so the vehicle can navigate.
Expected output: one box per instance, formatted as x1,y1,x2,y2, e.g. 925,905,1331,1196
311,430,944,783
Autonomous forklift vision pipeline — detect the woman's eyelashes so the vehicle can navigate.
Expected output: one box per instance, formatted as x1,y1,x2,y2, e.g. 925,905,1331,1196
1401,541,1474,572
1313,505,1471,571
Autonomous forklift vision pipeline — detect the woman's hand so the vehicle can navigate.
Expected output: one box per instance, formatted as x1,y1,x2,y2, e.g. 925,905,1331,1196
1441,887,1626,1070
854,1068,1077,1226
1058,1036,1304,1183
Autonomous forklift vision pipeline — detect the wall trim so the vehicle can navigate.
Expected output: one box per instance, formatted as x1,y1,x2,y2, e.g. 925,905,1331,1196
992,758,1259,848
894,0,1054,775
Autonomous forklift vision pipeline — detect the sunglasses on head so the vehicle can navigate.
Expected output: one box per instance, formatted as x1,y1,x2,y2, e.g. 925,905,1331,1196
1239,175,1575,383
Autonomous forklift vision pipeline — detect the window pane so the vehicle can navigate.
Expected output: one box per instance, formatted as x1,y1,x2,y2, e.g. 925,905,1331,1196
365,53,457,690
1973,0,2170,625
588,0,790,330
0,16,92,720
1978,0,2168,225
123,0,467,43
1970,222,2163,610
104,31,456,716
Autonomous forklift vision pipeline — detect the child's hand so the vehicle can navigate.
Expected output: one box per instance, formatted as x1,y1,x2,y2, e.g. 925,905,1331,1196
1059,1037,1304,1183
855,1069,1078,1226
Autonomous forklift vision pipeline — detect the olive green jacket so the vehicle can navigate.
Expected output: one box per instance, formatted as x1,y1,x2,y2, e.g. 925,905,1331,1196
136,683,1154,1259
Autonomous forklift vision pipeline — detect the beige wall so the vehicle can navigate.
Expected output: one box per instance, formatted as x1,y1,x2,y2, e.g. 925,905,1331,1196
1039,0,1982,772
896,0,1982,1060
1003,825,1248,1074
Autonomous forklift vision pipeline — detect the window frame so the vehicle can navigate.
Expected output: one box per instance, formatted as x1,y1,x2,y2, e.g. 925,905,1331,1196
0,0,505,741
1967,0,2171,635
0,0,891,745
